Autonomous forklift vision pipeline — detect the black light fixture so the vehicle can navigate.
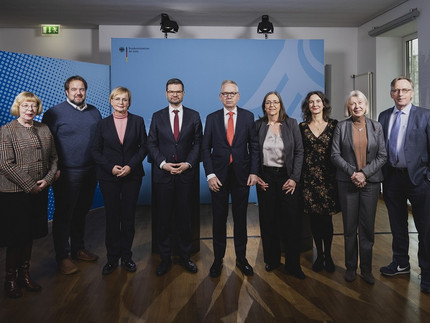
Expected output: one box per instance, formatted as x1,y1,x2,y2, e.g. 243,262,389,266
257,15,274,39
160,13,179,38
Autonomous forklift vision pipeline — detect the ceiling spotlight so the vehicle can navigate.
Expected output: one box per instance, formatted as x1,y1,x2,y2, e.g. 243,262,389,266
257,15,274,39
160,13,179,38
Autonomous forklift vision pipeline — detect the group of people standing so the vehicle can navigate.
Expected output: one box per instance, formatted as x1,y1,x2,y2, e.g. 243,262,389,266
1,75,429,299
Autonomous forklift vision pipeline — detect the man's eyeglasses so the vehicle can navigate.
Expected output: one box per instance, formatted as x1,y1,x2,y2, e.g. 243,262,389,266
220,92,238,98
391,88,412,94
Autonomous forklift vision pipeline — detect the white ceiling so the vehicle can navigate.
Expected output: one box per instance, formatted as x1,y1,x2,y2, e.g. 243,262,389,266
0,0,408,29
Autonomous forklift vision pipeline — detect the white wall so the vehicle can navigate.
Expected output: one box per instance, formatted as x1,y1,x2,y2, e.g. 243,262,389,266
99,25,357,121
0,28,100,63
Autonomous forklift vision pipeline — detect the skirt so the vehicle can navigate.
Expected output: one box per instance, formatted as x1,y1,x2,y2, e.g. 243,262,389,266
0,190,49,247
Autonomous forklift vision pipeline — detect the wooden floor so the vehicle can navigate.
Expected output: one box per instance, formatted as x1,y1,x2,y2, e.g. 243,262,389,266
1,200,429,323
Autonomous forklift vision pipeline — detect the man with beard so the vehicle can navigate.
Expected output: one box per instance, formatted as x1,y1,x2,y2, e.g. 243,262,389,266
43,76,102,275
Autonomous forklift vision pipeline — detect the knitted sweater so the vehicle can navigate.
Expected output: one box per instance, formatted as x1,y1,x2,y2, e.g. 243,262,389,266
42,101,102,170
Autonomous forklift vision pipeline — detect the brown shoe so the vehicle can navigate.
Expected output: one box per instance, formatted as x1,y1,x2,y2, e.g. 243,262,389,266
59,258,78,275
74,249,98,262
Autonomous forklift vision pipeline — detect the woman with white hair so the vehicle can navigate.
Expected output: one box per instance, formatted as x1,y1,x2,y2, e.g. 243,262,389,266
331,90,387,284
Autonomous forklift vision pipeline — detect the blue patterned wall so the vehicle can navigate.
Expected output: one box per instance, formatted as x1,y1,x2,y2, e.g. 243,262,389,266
0,51,111,219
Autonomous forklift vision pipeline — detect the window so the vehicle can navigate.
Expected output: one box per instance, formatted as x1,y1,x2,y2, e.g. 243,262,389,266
404,34,419,105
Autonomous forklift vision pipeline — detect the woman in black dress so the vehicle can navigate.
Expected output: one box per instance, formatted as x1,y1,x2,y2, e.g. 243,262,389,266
300,91,339,272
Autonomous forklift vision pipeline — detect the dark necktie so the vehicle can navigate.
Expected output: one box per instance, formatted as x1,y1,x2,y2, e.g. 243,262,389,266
388,110,402,165
227,112,234,164
173,109,179,141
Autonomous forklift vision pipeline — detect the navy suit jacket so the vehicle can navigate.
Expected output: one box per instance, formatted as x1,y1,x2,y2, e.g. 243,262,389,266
254,118,303,182
201,107,259,185
91,113,148,181
148,106,202,184
331,116,387,183
378,105,430,186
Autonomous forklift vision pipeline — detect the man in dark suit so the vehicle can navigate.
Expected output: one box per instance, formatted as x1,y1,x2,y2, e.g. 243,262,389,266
148,78,202,276
378,76,430,293
201,80,259,277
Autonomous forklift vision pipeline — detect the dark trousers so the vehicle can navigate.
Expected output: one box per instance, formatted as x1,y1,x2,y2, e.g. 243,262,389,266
338,181,380,273
52,169,97,262
383,169,430,269
257,167,302,269
154,176,193,260
211,166,249,260
99,178,142,263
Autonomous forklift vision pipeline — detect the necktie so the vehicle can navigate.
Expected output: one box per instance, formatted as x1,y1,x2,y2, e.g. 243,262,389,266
173,110,179,141
388,110,402,165
227,112,234,164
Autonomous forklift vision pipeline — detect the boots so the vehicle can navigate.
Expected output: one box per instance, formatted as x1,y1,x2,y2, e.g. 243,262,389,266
18,261,42,292
5,269,22,298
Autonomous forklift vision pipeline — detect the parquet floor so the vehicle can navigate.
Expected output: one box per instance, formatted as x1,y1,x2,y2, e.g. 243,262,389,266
1,200,429,322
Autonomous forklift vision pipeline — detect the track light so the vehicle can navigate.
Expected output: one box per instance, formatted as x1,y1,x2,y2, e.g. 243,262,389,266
368,8,419,37
160,13,179,38
257,15,274,39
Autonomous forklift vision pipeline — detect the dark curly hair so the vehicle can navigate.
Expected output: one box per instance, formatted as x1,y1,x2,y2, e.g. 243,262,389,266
301,91,331,123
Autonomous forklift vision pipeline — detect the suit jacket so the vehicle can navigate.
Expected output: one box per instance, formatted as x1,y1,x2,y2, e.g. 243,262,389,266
201,107,259,185
378,105,430,186
331,116,387,183
0,120,58,193
91,113,148,182
147,106,202,184
254,118,303,182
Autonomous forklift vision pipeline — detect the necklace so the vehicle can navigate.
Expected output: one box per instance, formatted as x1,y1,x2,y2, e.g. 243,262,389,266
269,121,276,126
353,124,364,131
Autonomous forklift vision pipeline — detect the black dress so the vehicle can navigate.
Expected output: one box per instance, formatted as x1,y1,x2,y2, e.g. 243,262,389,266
299,119,339,216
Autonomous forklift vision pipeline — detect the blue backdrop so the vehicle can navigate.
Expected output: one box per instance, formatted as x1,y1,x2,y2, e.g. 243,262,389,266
111,38,325,203
0,50,110,219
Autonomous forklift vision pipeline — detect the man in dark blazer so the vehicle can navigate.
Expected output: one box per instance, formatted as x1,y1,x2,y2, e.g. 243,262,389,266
378,76,430,293
148,78,202,276
201,80,259,277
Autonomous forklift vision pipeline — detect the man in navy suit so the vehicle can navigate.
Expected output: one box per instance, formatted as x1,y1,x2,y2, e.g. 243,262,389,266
378,76,430,293
202,80,259,277
148,78,202,276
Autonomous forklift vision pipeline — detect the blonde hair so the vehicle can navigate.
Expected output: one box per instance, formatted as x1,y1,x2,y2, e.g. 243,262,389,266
109,86,132,106
10,92,43,116
344,90,368,116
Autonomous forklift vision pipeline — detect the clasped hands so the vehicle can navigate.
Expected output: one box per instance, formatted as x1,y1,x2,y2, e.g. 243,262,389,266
162,162,190,175
351,171,366,188
30,179,48,194
257,177,296,194
208,174,258,192
112,165,131,177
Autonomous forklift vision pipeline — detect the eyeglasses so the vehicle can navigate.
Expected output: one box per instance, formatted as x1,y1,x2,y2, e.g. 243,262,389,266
391,88,412,94
113,97,129,103
220,92,238,98
20,104,38,111
265,100,280,106
167,90,183,95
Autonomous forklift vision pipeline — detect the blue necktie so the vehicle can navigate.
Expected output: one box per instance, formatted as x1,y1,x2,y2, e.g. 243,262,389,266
388,110,402,166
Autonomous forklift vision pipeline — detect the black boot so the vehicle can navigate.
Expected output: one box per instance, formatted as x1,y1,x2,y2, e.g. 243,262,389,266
5,269,22,298
18,261,42,292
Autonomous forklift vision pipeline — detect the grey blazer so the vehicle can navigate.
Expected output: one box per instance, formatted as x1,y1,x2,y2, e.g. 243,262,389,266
331,116,387,183
254,117,303,182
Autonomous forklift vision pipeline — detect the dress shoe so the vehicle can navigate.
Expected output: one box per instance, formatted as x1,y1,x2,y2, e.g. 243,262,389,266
285,267,306,279
324,256,335,273
420,270,430,293
360,272,375,285
73,249,98,262
312,256,324,272
59,257,78,275
121,259,137,272
236,258,254,276
102,262,118,275
209,259,223,278
5,269,22,298
344,269,357,282
179,258,198,273
156,259,172,276
17,261,42,292
265,263,280,272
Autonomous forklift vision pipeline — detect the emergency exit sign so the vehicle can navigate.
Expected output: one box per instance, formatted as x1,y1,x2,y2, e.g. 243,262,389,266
41,25,60,35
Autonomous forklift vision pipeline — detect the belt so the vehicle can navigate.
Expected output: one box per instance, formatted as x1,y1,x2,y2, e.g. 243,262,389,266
262,165,286,173
388,165,408,174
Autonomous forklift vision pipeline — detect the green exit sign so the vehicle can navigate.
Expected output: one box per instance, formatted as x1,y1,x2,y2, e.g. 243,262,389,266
41,25,60,36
